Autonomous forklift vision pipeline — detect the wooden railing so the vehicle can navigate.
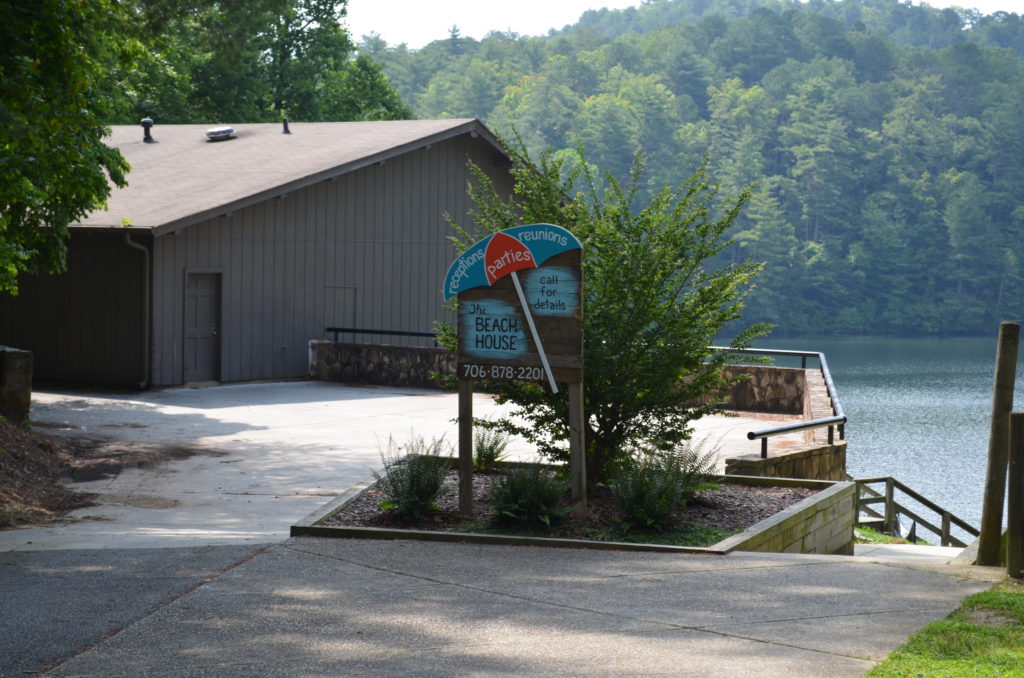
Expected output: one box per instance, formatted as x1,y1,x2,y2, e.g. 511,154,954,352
856,477,979,548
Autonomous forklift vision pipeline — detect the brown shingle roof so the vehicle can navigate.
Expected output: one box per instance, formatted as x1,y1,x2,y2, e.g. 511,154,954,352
78,119,504,235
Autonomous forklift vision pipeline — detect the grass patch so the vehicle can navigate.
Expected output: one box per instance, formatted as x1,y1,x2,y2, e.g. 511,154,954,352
855,526,931,546
866,578,1024,677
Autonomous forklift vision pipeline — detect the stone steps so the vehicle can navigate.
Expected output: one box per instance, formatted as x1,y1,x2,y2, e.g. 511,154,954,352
804,370,835,443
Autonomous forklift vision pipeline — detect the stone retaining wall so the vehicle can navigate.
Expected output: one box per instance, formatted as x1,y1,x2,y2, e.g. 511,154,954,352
725,441,847,482
308,343,807,414
715,365,805,415
308,340,455,389
0,346,33,423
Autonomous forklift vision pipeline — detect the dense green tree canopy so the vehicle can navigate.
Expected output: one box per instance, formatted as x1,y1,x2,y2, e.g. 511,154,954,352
368,0,1024,336
0,0,130,294
108,0,411,123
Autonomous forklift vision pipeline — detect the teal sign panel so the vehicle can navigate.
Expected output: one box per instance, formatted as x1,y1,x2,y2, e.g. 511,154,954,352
521,266,579,317
460,299,529,360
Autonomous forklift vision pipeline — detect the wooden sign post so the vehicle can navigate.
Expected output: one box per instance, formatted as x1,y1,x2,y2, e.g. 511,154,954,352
443,224,585,517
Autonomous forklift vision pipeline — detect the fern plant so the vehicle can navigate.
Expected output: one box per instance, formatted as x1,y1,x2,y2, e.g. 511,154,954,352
613,439,719,532
489,464,568,528
374,434,451,522
473,426,510,472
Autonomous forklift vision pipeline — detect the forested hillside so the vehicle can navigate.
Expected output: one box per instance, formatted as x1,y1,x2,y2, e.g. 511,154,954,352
360,0,1024,336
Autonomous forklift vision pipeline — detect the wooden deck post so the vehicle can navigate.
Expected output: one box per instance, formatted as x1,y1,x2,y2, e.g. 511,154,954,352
978,322,1019,566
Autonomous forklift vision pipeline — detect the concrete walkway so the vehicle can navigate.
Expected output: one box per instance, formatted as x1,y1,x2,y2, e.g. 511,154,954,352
0,382,1003,677
28,539,1001,678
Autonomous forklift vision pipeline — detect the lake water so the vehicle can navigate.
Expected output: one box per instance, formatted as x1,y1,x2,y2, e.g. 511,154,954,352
753,335,1024,541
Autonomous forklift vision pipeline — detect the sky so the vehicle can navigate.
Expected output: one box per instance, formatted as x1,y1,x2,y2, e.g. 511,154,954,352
345,0,1021,49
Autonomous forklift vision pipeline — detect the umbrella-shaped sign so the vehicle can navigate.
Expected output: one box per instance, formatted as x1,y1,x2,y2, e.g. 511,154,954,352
443,223,582,392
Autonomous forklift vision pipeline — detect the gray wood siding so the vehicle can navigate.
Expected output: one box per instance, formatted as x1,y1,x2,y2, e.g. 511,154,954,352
0,231,147,386
150,134,512,385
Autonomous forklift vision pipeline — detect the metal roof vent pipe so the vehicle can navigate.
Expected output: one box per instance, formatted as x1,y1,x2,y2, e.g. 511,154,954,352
141,117,155,143
282,118,291,134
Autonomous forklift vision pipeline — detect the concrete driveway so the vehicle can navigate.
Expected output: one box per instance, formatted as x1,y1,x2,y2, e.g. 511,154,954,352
1,381,1000,678
2,380,784,552
3,382,528,550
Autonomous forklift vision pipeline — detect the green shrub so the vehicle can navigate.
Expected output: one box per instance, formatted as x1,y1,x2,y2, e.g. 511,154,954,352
670,437,720,500
612,440,718,532
489,464,568,528
374,435,451,522
473,427,510,472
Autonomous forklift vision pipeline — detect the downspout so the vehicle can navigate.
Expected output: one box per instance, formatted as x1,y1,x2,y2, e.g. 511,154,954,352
123,233,151,389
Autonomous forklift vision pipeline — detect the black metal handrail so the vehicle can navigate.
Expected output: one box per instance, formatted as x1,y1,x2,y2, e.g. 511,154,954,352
709,346,848,458
325,327,438,343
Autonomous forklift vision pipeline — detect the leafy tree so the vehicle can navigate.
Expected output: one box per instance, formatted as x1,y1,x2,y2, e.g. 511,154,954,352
542,52,601,98
615,71,685,180
490,74,582,154
778,67,860,245
940,168,1003,327
0,0,130,294
321,55,412,121
111,0,409,123
848,32,895,82
447,25,468,56
683,78,776,201
574,93,639,182
731,182,805,324
710,8,804,84
263,0,358,119
658,41,713,115
849,190,938,333
446,144,768,485
448,59,511,119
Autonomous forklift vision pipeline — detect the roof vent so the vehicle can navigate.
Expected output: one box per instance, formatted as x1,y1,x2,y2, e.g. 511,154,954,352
141,117,155,143
205,126,236,141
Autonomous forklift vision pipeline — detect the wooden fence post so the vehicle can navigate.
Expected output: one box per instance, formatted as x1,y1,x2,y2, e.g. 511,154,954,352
978,322,1020,566
1008,413,1024,579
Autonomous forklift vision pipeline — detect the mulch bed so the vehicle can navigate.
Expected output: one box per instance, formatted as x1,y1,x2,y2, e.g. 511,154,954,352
0,420,95,527
322,468,817,541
